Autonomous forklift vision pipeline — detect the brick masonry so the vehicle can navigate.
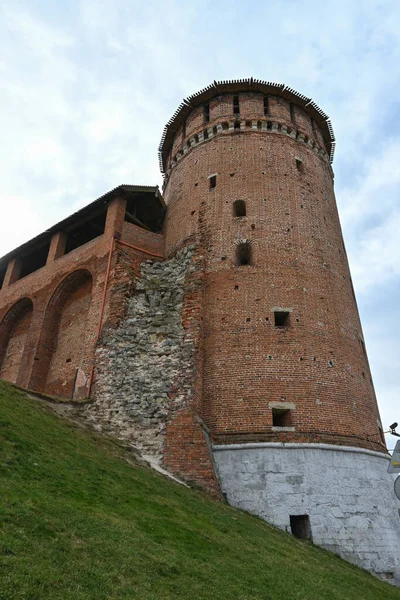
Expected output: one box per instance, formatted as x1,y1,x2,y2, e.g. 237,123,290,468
162,90,384,454
0,80,398,579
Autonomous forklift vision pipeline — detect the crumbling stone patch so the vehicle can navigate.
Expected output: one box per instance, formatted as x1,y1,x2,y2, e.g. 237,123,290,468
85,246,196,462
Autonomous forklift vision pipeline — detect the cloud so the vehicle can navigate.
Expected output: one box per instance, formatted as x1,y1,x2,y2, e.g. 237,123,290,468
339,139,400,293
0,0,399,439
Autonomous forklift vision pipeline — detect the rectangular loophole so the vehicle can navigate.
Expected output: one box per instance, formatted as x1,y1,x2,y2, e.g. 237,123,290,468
233,95,240,115
233,200,246,217
274,311,290,328
290,515,311,540
272,408,292,427
236,242,252,266
209,175,217,190
204,103,210,123
263,95,269,116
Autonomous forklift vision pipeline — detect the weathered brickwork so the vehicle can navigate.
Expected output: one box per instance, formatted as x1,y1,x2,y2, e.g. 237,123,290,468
0,188,165,401
162,91,384,454
0,300,33,383
157,79,400,583
1,78,398,580
90,247,195,456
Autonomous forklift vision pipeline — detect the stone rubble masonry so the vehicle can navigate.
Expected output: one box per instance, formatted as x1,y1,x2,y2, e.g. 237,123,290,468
88,244,219,494
90,246,195,456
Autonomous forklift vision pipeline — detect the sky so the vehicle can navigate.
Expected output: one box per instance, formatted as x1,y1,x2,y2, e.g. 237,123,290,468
0,0,399,448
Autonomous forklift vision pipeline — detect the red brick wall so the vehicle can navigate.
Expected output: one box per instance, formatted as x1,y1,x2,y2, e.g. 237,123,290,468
0,197,127,395
164,407,221,497
0,301,33,383
121,222,164,255
163,92,385,455
167,92,328,174
0,212,166,401
44,274,93,398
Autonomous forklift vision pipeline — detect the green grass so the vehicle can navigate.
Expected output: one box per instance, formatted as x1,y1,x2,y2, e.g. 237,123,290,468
0,380,399,600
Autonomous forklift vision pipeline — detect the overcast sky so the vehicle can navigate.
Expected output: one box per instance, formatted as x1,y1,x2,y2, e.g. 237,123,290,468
0,0,399,447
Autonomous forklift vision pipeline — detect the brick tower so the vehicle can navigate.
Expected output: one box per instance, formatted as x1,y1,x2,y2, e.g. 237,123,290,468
159,79,400,583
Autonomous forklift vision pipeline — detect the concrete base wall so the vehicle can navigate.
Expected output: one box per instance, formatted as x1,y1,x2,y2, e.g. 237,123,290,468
213,443,400,586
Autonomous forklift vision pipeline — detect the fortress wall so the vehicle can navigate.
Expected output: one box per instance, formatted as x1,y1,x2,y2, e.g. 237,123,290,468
121,222,165,255
89,245,219,493
0,237,109,395
0,194,165,399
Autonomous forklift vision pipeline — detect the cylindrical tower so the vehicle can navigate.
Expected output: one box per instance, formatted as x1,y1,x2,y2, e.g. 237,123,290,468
161,81,382,450
160,80,400,584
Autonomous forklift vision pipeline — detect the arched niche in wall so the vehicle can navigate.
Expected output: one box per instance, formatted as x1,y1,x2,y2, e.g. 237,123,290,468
0,297,34,384
32,269,93,399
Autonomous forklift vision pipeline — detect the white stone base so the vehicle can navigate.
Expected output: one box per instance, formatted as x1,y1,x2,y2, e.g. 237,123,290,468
213,442,400,586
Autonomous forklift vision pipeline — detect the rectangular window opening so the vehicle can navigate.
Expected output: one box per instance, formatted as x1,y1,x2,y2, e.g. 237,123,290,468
274,311,290,328
204,103,210,123
233,200,246,217
233,95,240,115
236,242,252,266
290,515,312,540
18,241,51,281
125,193,164,233
272,408,292,427
209,175,217,190
264,95,269,116
64,209,107,255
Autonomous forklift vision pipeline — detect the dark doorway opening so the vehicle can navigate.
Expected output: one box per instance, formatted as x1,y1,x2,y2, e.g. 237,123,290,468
290,515,311,540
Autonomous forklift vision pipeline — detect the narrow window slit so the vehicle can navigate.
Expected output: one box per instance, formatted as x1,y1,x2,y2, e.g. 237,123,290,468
264,95,269,116
233,95,240,115
204,103,210,123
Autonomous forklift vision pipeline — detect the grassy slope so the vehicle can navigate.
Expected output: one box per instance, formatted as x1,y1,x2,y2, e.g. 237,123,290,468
1,381,399,600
